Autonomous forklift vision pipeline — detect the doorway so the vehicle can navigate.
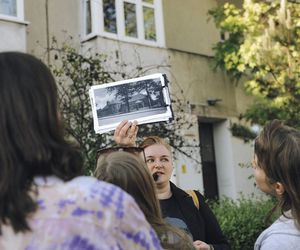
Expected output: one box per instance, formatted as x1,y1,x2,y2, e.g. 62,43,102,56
198,122,219,199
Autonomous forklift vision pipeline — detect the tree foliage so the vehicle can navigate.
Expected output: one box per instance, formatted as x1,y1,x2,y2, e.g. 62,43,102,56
48,38,199,174
209,0,300,128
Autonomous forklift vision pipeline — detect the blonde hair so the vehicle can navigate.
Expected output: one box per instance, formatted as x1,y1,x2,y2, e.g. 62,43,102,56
140,136,172,152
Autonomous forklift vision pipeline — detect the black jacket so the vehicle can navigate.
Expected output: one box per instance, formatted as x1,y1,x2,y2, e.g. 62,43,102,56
169,182,230,250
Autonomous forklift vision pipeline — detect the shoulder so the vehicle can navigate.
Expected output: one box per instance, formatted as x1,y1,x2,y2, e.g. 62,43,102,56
169,182,189,197
193,190,207,206
66,176,132,201
66,176,138,212
255,217,300,250
35,176,139,224
67,175,120,194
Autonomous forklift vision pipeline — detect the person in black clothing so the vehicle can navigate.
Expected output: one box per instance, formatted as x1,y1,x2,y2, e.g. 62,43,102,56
114,120,231,250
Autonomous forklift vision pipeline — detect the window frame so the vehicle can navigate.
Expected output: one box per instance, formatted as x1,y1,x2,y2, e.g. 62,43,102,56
83,0,165,47
0,0,24,22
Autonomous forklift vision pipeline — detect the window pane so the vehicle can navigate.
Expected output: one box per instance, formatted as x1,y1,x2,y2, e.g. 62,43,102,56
124,2,137,38
103,0,117,34
143,6,156,41
143,0,153,4
0,0,16,16
85,0,92,34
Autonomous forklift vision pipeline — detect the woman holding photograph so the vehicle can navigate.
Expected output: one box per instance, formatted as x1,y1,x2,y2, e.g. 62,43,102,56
253,120,300,250
114,120,231,250
0,52,162,250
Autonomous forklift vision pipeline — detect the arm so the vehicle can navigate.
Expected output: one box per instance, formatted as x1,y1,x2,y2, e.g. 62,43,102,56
196,192,231,250
114,120,138,147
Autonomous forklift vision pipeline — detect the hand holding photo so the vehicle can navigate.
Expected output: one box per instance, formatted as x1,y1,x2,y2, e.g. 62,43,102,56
89,73,173,134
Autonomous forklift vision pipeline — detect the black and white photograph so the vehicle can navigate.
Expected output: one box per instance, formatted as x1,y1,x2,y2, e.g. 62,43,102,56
89,73,173,134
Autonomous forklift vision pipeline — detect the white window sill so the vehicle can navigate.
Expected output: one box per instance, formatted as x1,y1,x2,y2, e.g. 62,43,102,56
0,15,29,25
81,32,165,49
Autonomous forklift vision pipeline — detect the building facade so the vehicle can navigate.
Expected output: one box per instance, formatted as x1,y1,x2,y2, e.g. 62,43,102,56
0,0,262,199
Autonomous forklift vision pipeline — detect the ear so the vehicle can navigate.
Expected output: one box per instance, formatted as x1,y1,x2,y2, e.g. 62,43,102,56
273,182,285,196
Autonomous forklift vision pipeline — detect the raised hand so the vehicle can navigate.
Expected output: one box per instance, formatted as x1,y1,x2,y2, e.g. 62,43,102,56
114,120,139,147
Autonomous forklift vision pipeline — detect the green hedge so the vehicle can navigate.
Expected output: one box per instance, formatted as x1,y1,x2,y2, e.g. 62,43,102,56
210,196,277,250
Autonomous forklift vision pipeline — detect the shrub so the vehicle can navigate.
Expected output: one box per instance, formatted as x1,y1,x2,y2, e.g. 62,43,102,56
210,196,277,250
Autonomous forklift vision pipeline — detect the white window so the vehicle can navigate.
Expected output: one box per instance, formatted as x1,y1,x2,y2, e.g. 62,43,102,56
83,0,165,47
0,0,24,21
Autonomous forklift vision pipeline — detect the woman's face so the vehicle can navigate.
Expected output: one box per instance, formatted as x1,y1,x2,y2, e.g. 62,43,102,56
252,154,273,194
144,144,173,186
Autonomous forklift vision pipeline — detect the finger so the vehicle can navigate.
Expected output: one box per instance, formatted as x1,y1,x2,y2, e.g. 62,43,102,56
135,125,139,136
115,120,128,136
119,121,132,137
129,121,138,137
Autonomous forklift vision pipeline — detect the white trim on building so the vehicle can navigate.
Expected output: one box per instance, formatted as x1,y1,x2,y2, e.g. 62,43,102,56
0,0,24,22
82,0,165,47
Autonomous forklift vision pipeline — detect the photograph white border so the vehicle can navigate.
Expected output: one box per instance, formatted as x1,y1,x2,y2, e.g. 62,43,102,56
89,73,173,134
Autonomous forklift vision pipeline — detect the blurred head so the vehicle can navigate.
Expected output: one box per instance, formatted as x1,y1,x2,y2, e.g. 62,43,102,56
94,151,194,249
0,52,82,233
254,119,300,227
95,151,162,222
140,136,173,186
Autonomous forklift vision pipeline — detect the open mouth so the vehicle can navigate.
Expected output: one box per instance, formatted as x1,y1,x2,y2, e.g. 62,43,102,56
152,173,159,181
152,172,164,182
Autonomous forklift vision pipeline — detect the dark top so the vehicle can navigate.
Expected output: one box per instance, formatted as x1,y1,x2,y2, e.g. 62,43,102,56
159,182,230,250
160,195,193,237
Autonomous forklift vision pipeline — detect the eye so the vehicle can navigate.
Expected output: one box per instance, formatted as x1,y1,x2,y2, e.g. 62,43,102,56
146,158,155,164
161,157,169,162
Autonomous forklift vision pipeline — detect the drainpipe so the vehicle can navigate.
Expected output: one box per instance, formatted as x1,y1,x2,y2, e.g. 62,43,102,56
45,0,50,65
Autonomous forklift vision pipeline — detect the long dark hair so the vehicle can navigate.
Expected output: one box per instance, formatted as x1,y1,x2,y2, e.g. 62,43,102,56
0,52,83,233
95,151,194,249
255,119,300,229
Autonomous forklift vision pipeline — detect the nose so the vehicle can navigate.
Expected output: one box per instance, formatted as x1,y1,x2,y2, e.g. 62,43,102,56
153,160,163,169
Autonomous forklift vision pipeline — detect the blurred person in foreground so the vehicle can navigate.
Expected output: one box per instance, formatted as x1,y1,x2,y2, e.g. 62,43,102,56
0,52,162,250
253,120,300,250
114,120,230,250
95,150,195,249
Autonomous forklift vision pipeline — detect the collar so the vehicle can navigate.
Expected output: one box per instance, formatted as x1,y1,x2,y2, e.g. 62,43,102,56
169,181,190,198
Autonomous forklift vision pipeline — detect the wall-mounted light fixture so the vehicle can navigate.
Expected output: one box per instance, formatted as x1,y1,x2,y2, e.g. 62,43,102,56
207,98,222,106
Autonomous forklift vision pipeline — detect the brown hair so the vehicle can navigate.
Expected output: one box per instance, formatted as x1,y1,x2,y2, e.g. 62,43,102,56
254,119,300,229
94,151,194,249
140,136,172,151
0,52,83,234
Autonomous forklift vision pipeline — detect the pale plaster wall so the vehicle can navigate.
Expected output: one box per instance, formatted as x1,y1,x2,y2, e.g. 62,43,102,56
81,37,170,80
216,0,243,8
167,50,240,118
172,146,203,192
162,0,220,56
213,120,237,198
171,113,203,192
213,119,263,199
25,0,81,56
0,20,26,52
231,137,264,198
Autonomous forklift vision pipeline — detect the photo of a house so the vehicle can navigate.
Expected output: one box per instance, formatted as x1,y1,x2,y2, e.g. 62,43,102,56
90,73,172,133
